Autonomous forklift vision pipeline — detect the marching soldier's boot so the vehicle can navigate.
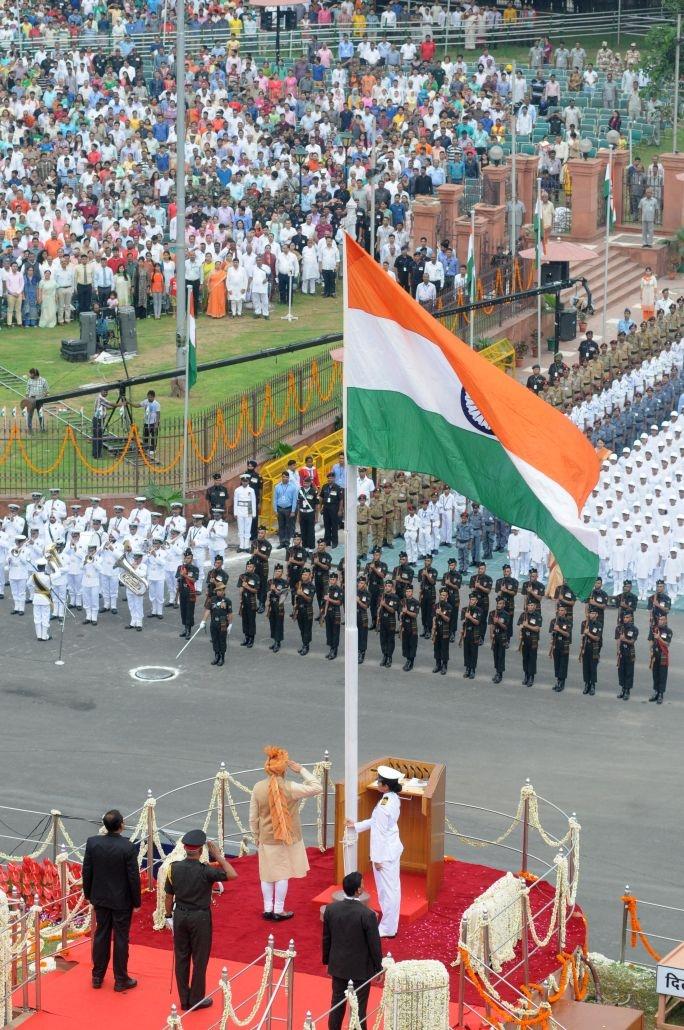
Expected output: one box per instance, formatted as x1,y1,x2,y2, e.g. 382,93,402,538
617,688,625,699
358,651,365,664
211,654,220,665
179,628,188,638
589,685,595,695
241,636,249,646
648,691,658,702
522,675,529,686
269,642,275,651
432,662,441,674
440,663,447,675
331,648,338,659
385,656,392,668
463,668,470,679
246,637,254,648
326,649,334,660
583,683,591,695
217,656,224,667
657,691,664,704
402,660,410,671
273,643,280,653
527,676,534,687
301,645,309,656
379,654,387,666
557,680,565,691
622,688,630,700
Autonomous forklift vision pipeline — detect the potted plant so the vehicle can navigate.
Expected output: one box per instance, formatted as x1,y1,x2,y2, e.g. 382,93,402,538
514,340,528,367
144,484,192,514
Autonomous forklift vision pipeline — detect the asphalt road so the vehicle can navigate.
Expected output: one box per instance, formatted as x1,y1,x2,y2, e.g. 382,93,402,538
0,584,681,962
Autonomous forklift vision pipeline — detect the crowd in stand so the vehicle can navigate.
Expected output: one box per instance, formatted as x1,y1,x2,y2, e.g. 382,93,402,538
0,9,664,328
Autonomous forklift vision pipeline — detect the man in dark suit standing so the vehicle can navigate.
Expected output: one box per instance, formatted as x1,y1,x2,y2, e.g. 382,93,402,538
322,871,383,1030
82,809,141,992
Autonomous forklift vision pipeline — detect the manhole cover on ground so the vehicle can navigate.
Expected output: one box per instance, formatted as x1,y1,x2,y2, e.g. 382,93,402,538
130,666,179,682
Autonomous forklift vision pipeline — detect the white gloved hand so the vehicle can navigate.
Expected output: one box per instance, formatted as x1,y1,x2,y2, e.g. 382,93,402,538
227,624,233,634
200,621,206,630
165,917,173,932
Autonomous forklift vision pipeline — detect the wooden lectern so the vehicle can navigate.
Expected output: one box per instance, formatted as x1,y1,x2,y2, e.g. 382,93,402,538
334,756,446,905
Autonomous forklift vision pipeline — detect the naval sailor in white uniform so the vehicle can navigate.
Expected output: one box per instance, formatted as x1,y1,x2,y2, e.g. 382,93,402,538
347,764,404,938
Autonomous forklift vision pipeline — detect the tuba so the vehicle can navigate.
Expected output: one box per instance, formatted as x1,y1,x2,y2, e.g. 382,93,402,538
44,543,63,573
114,554,148,596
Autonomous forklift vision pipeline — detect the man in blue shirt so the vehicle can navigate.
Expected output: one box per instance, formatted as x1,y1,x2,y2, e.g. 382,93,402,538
331,454,346,490
617,308,636,335
273,472,298,548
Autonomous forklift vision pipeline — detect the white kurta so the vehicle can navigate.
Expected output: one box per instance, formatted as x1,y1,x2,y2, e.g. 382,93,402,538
355,791,403,936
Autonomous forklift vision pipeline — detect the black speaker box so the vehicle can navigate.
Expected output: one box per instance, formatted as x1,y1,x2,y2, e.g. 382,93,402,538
118,306,138,354
79,311,97,358
541,260,570,285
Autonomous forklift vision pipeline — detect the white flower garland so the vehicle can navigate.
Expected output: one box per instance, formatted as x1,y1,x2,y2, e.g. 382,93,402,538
0,890,12,1029
457,873,523,973
380,959,450,1030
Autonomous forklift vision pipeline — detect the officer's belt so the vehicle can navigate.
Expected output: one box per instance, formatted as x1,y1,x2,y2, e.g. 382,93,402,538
174,905,211,913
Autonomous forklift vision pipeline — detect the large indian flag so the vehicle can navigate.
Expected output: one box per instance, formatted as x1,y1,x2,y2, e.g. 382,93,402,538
344,236,600,598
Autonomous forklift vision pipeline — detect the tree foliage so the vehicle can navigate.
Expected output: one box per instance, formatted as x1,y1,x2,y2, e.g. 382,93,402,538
641,0,682,96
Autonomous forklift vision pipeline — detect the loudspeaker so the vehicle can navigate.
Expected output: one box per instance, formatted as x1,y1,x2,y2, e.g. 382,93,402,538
559,308,577,342
79,311,97,358
118,307,138,354
61,339,88,363
541,261,570,285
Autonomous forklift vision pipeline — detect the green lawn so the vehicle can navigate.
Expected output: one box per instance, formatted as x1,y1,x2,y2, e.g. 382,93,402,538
0,295,342,419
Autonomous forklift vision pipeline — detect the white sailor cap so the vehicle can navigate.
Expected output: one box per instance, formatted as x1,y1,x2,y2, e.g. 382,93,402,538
49,487,60,493
375,765,406,785
31,491,41,497
8,503,19,510
90,496,101,502
134,496,147,503
36,558,47,566
14,533,26,540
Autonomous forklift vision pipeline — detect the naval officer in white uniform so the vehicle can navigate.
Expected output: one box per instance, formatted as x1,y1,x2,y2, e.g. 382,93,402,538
347,765,404,938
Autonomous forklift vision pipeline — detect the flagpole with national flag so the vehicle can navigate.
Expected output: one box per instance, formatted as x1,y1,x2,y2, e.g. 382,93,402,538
467,207,475,348
601,143,617,345
181,289,198,497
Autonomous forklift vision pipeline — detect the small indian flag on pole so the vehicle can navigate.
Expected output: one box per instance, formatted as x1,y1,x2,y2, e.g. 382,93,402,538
466,229,475,300
344,236,600,597
187,289,198,389
604,161,616,231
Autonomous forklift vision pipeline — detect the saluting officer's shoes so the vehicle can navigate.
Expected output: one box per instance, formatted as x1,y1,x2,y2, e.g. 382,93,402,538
358,651,365,664
440,665,447,675
273,643,280,653
211,655,220,665
432,663,441,673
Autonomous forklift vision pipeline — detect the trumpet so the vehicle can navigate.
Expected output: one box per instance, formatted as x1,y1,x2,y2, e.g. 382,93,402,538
35,495,46,513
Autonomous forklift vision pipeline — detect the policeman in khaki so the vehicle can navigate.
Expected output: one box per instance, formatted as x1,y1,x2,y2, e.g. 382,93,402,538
347,765,404,939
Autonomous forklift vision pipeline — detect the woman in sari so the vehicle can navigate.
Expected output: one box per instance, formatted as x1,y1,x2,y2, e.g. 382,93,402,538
206,260,227,318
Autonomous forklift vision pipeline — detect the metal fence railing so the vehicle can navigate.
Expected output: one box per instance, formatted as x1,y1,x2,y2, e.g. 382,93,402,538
0,351,341,497
622,171,664,226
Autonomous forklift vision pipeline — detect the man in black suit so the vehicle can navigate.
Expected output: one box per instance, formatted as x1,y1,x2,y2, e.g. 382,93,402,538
82,809,141,992
322,871,383,1030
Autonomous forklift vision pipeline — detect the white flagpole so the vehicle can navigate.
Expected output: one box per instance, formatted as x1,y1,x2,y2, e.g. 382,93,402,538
536,177,542,364
601,147,614,346
181,288,191,500
342,236,358,870
510,60,517,262
469,206,475,349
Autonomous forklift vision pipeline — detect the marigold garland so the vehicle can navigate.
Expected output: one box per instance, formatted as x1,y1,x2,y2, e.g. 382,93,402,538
621,894,662,962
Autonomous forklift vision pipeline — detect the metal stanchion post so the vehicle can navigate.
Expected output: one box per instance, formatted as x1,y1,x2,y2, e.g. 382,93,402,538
59,846,68,952
146,790,155,891
557,849,565,952
286,939,296,1030
219,763,226,852
50,810,61,864
8,890,19,1004
620,885,630,963
521,781,531,876
457,918,467,1027
568,813,576,889
482,906,492,1025
20,899,29,1011
303,1012,315,1030
520,883,530,987
322,750,329,851
32,895,42,1011
266,933,275,1030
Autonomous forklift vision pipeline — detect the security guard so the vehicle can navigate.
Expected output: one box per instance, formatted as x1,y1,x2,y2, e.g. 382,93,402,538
312,540,333,616
580,612,602,696
495,564,518,640
237,557,259,647
294,567,315,656
615,578,638,627
202,582,232,667
400,583,420,672
164,829,237,1011
366,548,388,629
245,459,263,541
554,582,577,631
455,512,472,573
521,567,545,612
206,556,229,599
489,596,511,683
320,471,342,548
418,555,437,638
348,765,404,938
286,533,307,606
378,578,399,668
650,615,673,704
432,587,452,675
469,503,484,564
357,494,370,559
518,599,542,687
549,602,572,692
616,609,638,701
469,562,493,622
442,558,461,641
526,364,546,395
205,473,228,517
368,490,386,551
460,592,482,679
392,551,414,601
323,569,343,660
357,573,370,664
251,527,272,612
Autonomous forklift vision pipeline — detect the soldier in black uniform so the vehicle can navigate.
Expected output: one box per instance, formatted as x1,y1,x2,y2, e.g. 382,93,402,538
489,596,511,683
176,548,199,639
460,592,482,678
205,555,229,599
392,551,414,601
647,580,671,640
164,829,237,1012
202,583,232,666
549,602,571,692
554,582,576,632
518,599,542,686
495,563,518,641
237,557,259,648
615,578,638,628
521,567,545,612
394,244,416,293
650,614,672,704
251,527,272,612
580,612,602,695
366,548,387,629
378,578,399,668
400,583,420,671
432,587,452,675
418,555,437,638
587,576,609,628
267,569,286,653
442,558,461,641
323,570,343,660
525,364,546,395
297,474,319,550
312,540,333,616
286,533,307,606
205,472,228,517
469,562,493,624
616,609,638,700
320,471,342,548
294,567,315,655
356,574,370,664
245,459,263,541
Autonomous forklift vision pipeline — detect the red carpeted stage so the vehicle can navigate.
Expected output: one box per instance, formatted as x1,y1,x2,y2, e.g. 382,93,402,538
127,849,586,1004
22,850,586,1028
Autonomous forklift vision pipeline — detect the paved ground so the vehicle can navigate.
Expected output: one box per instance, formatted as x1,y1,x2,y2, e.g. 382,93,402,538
0,545,681,962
